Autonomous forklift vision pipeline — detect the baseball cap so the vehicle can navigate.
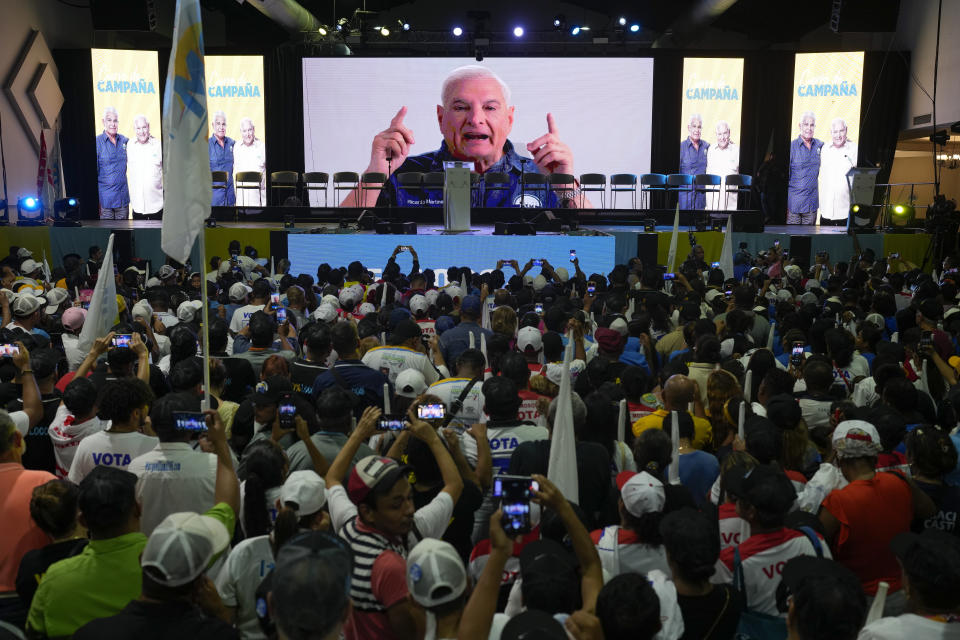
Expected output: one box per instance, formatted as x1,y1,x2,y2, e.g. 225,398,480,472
424,289,439,307
229,282,252,302
158,264,177,280
145,277,163,289
395,369,427,398
517,326,543,352
12,294,45,317
252,377,291,407
863,313,885,331
269,532,352,639
784,264,802,280
445,285,464,302
594,327,626,354
918,298,942,321
19,259,42,276
358,302,376,316
141,511,230,587
61,306,86,331
177,300,203,323
460,294,482,316
280,470,327,516
832,420,882,459
609,317,629,336
554,267,569,282
532,275,547,291
338,287,359,306
501,610,567,640
406,538,468,608
723,463,796,515
321,294,340,308
42,287,70,315
391,319,422,342
705,289,723,303
314,303,337,322
409,294,428,315
765,394,802,430
131,300,153,322
799,291,818,306
616,471,666,518
347,455,411,505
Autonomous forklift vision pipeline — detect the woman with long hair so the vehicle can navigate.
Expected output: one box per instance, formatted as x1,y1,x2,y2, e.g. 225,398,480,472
240,440,288,538
706,369,743,455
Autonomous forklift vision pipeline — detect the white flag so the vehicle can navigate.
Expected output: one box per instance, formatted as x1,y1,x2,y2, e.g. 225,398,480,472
617,398,628,444
719,213,735,281
548,329,579,504
161,0,211,264
666,203,680,271
78,234,118,354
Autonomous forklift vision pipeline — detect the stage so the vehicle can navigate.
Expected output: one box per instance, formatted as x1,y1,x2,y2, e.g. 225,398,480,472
5,209,934,284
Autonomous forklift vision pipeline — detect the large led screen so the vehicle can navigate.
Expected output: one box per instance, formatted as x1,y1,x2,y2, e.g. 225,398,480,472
679,57,744,210
303,58,654,207
788,52,864,224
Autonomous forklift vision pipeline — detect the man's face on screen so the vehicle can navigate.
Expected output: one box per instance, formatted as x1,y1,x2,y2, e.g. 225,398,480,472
687,118,702,142
103,112,118,136
716,125,730,149
800,117,815,142
134,118,150,143
214,115,227,140
831,123,847,147
241,121,255,145
437,76,514,170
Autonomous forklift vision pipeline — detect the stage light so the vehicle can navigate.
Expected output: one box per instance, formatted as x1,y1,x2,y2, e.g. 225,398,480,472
553,14,565,29
17,196,43,226
618,17,626,25
513,26,524,37
630,23,640,32
848,203,878,233
378,26,390,36
571,25,581,35
403,22,410,31
452,26,463,36
889,204,916,228
318,26,327,35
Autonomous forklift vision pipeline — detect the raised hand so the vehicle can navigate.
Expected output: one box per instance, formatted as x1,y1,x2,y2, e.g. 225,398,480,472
370,106,416,176
526,113,574,175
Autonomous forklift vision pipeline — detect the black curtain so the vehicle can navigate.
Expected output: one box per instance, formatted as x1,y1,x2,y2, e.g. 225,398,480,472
53,50,98,220
265,45,306,201
650,53,684,176
860,50,910,187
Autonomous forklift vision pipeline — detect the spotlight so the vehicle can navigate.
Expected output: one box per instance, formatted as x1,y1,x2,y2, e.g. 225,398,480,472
847,204,878,233
378,26,390,36
571,25,581,35
452,26,463,36
16,195,43,226
513,26,524,37
630,23,640,32
54,197,81,227
553,14,565,30
618,17,626,25
318,26,327,36
889,204,916,229
402,22,410,31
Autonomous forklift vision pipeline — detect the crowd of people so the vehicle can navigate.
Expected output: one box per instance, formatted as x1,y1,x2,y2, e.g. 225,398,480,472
2,236,960,640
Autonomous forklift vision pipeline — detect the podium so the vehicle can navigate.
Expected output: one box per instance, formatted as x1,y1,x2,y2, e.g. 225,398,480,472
846,167,881,232
443,161,474,233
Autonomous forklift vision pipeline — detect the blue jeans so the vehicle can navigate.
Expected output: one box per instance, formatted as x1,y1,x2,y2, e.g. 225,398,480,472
787,210,815,224
99,205,128,220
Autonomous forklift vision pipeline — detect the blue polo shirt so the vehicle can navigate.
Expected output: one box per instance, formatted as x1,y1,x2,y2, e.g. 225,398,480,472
376,140,562,208
209,136,236,206
788,136,824,214
679,137,709,209
310,359,390,418
96,133,130,208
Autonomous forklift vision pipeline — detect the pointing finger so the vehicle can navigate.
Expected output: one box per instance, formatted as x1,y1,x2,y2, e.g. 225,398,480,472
390,106,408,128
547,112,558,135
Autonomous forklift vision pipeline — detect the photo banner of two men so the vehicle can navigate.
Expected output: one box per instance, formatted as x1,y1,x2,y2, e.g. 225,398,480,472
205,55,267,207
679,57,744,211
91,49,162,220
787,51,864,225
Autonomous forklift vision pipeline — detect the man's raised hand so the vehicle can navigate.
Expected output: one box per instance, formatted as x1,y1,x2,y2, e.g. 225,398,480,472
369,106,416,176
526,113,574,175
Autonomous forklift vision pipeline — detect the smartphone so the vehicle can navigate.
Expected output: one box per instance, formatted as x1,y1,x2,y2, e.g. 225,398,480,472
790,342,805,367
173,411,208,432
533,259,543,267
493,475,540,535
535,302,544,315
270,293,280,310
111,334,132,348
587,283,596,294
276,307,287,323
0,344,20,357
920,331,933,351
890,252,900,260
417,404,446,420
569,250,576,261
711,261,721,268
377,415,406,431
724,289,733,297
663,273,676,281
278,398,296,429
774,240,781,248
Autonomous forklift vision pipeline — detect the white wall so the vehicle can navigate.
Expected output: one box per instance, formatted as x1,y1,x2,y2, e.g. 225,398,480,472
0,0,92,220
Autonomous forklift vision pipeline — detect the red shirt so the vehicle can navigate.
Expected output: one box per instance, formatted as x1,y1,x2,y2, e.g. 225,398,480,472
343,519,409,640
822,472,913,594
517,389,546,424
0,463,56,591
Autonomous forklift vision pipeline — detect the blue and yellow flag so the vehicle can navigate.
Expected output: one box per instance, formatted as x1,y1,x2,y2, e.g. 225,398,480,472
161,0,211,264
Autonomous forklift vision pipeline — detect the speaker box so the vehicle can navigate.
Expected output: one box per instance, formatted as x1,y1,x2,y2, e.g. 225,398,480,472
789,236,812,273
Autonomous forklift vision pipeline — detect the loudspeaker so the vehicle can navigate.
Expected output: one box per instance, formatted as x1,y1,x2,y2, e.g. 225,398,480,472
636,233,659,269
375,221,417,234
789,236,812,273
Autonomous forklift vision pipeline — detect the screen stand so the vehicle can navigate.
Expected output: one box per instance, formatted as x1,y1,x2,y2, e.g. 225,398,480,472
441,165,476,234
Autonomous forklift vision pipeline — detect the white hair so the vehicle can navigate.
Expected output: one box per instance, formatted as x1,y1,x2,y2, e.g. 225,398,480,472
133,114,149,126
831,117,847,130
103,106,118,119
240,117,254,129
441,65,511,107
800,111,816,124
213,110,227,122
715,120,730,133
689,113,703,126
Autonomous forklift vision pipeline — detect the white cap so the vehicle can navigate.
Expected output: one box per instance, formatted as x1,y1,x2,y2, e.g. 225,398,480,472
229,282,252,302
11,294,45,317
705,289,722,303
798,292,818,306
338,287,359,306
864,313,885,331
358,302,376,316
141,512,231,587
617,471,665,518
406,538,468,608
321,294,340,309
409,294,428,315
554,267,569,282
522,274,534,286
609,317,629,337
20,259,42,276
395,369,428,398
445,285,464,302
776,289,793,302
424,289,440,307
132,300,153,322
158,264,177,280
517,326,543,352
532,275,547,291
832,420,882,459
784,264,802,280
177,300,203,323
16,247,33,258
279,470,327,516
314,303,337,322
145,277,163,289
43,287,70,314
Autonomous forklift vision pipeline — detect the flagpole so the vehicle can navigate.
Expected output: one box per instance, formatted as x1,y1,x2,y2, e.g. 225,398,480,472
199,230,211,411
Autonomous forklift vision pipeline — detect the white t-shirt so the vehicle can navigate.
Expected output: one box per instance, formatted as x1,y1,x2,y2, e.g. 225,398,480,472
128,442,218,536
798,397,832,430
428,377,486,430
238,482,283,537
230,303,267,333
215,534,273,640
68,429,159,484
47,404,110,478
61,333,85,372
128,136,164,214
326,483,454,547
361,345,440,387
858,614,960,640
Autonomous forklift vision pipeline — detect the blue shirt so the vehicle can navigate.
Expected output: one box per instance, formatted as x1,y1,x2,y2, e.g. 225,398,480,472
788,136,824,214
678,137,709,209
96,133,130,208
209,136,236,206
438,320,493,368
376,140,562,208
311,360,390,418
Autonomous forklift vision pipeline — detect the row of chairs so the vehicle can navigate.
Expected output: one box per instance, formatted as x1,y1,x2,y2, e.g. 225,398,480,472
212,170,753,209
